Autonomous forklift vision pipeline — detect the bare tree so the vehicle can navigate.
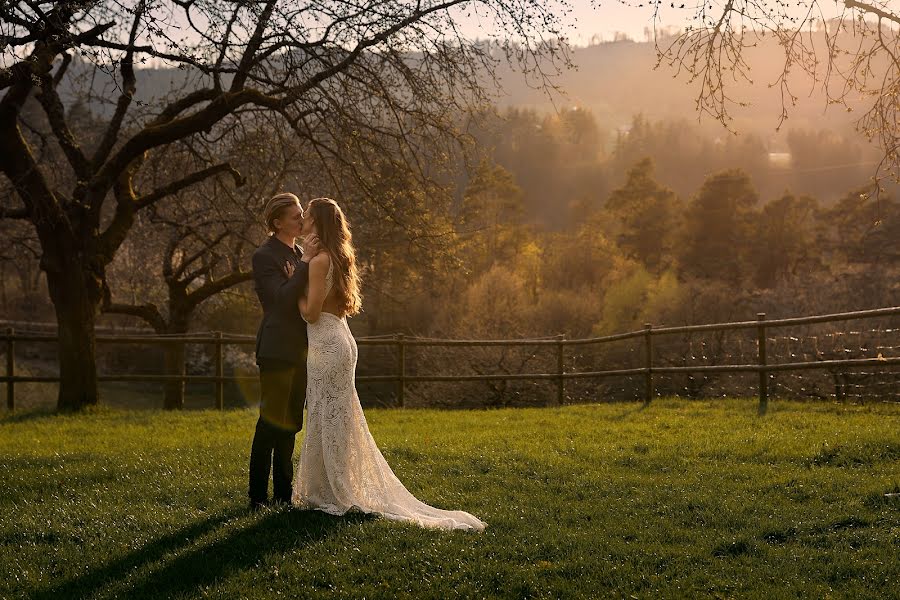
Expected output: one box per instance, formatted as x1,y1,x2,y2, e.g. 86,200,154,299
100,126,306,409
0,0,571,410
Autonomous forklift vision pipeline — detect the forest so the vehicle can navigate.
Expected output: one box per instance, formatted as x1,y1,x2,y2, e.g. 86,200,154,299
3,96,898,408
4,100,897,336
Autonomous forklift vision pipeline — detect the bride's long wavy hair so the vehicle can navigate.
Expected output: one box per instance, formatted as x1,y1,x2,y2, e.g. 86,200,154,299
306,197,362,317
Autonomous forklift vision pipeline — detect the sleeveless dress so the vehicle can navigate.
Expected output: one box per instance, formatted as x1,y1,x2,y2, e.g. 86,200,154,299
292,260,487,532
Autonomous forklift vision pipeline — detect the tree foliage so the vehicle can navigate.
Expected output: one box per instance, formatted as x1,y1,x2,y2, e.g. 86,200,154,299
677,169,759,283
605,157,681,272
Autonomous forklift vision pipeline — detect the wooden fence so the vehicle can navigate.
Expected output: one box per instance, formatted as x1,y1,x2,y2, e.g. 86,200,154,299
3,306,900,414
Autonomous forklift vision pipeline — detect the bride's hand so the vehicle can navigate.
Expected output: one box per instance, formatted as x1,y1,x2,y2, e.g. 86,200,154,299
300,234,320,262
283,260,295,278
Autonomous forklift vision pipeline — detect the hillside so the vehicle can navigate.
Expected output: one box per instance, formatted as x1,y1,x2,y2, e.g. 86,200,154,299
496,38,866,144
59,35,872,151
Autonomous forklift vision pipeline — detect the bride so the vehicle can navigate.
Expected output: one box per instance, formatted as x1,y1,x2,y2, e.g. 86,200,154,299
290,197,486,532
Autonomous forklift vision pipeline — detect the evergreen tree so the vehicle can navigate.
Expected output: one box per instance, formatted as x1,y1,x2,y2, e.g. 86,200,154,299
677,169,759,283
458,161,527,275
751,192,818,288
604,157,680,273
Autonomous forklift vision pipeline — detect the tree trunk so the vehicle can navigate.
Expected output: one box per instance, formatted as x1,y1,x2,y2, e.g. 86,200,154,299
46,262,102,411
163,340,186,410
163,310,191,410
0,262,7,313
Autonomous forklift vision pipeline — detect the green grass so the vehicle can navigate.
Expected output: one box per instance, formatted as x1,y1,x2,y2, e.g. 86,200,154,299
1,399,898,599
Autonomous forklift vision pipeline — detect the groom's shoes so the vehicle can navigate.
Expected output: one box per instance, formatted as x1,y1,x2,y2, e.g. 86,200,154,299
269,496,292,509
248,499,268,512
248,497,292,512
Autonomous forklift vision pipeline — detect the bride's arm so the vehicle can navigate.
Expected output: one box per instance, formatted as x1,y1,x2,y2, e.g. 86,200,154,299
299,253,330,323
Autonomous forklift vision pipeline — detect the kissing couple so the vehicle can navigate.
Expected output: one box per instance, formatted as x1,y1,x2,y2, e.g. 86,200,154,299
249,193,486,532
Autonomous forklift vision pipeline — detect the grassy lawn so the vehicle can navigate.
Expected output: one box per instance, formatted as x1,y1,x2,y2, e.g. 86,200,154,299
1,399,898,599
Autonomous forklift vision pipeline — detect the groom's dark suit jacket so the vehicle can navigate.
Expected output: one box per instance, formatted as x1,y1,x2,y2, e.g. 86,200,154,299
253,236,309,430
253,236,310,367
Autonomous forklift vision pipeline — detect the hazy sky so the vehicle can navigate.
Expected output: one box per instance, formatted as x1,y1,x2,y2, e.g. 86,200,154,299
0,1,857,69
455,0,850,45
156,0,853,53
0,2,684,69
461,0,668,43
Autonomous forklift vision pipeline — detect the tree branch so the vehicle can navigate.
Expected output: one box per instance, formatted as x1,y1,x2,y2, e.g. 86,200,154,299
100,281,167,332
186,269,253,307
150,88,221,128
51,51,71,86
94,155,148,265
845,0,900,26
213,6,241,91
90,2,145,171
172,231,231,281
135,163,246,210
230,0,277,92
0,108,70,237
88,39,216,74
36,70,91,180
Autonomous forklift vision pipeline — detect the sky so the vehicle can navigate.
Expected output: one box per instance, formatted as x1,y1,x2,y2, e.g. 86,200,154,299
461,0,667,43
120,1,667,69
145,0,856,60
110,1,674,70
0,1,864,70
451,0,851,46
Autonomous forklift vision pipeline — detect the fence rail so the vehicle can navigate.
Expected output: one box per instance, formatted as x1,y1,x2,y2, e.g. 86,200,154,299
3,306,900,413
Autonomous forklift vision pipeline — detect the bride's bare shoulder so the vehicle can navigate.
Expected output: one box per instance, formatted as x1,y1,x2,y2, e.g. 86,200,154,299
309,252,330,279
310,252,331,267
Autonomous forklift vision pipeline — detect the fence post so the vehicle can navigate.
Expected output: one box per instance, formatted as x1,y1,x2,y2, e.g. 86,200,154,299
396,334,405,408
644,323,653,406
5,328,13,411
757,313,768,415
214,331,224,410
556,334,565,405
835,372,845,402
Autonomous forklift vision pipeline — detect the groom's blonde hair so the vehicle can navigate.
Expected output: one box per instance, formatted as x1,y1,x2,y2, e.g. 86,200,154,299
263,192,301,234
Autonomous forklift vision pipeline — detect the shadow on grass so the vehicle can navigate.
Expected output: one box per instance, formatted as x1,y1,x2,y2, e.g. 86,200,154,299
29,508,241,600
606,402,652,421
32,507,373,600
0,409,59,425
1,455,123,505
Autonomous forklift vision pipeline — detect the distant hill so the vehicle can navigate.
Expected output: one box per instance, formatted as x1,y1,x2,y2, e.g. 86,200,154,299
61,35,867,146
493,37,868,151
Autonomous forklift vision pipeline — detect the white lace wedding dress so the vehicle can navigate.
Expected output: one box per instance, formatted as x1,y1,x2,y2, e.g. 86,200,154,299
292,262,486,532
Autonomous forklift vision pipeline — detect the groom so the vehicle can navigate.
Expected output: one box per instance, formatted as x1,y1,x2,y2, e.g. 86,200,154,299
249,192,319,509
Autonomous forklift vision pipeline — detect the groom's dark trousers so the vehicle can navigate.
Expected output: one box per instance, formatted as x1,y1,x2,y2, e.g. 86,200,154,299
249,236,310,506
